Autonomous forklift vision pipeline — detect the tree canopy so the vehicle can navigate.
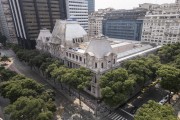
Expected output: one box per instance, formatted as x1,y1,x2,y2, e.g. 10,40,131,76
5,97,54,120
100,68,135,106
157,65,180,93
134,100,177,120
0,68,56,119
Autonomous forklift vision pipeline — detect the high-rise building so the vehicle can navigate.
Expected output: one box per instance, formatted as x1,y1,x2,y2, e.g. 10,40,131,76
66,0,88,31
88,8,113,37
9,0,66,49
141,2,180,45
87,0,95,14
0,0,17,43
102,8,147,41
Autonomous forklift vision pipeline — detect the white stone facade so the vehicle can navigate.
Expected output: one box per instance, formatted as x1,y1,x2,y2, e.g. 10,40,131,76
66,0,88,31
88,8,113,37
141,2,180,45
138,3,159,10
36,20,161,98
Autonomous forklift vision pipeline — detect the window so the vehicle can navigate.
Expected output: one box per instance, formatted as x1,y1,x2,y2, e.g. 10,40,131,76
95,63,97,68
72,54,74,58
92,86,95,94
80,57,82,61
46,37,49,41
94,76,97,83
84,59,86,64
66,52,68,56
101,63,104,68
114,59,116,64
76,55,78,60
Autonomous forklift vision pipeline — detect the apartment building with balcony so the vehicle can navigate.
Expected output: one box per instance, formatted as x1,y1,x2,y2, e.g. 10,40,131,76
141,1,180,45
9,0,66,49
88,8,113,37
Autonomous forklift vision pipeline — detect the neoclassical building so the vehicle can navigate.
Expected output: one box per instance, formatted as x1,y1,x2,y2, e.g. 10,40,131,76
36,20,161,98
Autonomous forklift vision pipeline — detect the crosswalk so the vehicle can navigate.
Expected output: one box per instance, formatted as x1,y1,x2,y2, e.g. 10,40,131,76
106,112,128,120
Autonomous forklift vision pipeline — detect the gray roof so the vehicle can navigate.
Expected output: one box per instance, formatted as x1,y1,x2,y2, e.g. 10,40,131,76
65,23,87,41
51,20,87,44
85,39,113,59
37,29,52,43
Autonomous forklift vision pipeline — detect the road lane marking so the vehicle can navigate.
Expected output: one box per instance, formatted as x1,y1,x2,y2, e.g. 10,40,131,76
120,109,134,117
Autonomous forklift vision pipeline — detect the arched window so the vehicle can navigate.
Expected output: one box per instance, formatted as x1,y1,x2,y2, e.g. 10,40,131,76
95,63,97,68
114,59,116,64
94,76,97,83
84,59,86,64
101,63,104,68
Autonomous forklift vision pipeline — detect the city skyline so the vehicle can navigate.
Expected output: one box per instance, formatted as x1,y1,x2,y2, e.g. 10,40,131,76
96,0,175,10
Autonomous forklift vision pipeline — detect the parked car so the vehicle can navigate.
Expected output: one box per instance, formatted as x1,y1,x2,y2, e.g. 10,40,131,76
159,95,169,105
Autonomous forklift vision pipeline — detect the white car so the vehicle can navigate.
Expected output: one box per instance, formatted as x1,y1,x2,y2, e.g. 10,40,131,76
159,95,169,105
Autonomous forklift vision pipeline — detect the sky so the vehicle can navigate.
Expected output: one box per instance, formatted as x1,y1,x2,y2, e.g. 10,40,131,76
95,0,175,10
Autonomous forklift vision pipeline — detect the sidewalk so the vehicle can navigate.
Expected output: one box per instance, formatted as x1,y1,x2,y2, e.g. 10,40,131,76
172,94,180,115
0,107,4,120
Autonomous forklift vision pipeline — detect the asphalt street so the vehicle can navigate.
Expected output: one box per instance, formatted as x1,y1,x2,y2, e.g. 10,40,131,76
121,85,168,115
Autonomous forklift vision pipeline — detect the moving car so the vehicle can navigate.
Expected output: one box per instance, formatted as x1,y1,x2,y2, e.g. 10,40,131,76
159,95,169,105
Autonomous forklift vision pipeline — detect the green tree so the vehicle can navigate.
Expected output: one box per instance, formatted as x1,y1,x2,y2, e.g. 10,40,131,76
50,66,68,89
0,78,44,103
157,65,180,103
46,63,58,79
24,50,39,63
158,43,180,63
40,58,55,75
100,68,135,107
0,55,11,62
74,67,92,105
37,111,53,120
0,67,16,81
5,97,54,120
61,68,77,96
134,100,176,120
172,54,180,69
145,54,161,80
123,56,160,87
